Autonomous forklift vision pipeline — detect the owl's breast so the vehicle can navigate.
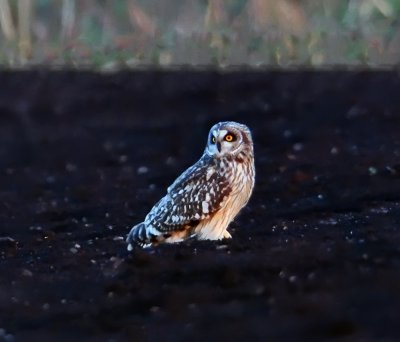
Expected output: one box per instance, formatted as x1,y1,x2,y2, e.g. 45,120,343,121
225,154,255,194
195,156,254,240
229,160,255,206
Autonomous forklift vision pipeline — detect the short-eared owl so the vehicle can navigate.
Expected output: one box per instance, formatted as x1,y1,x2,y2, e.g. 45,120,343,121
127,121,255,250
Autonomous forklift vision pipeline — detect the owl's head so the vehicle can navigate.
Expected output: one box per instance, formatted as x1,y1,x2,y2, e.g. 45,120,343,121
205,121,253,158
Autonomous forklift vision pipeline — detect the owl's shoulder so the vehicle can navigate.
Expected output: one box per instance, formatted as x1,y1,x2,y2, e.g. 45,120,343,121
167,154,216,194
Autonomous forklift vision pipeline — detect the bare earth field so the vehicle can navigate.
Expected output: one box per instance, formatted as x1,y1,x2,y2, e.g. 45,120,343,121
1,70,400,341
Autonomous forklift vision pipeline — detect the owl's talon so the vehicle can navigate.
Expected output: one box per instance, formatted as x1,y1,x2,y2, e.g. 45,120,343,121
223,230,232,239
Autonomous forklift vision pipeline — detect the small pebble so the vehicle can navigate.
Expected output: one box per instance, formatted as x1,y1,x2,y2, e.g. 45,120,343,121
137,166,149,175
385,166,397,175
165,157,176,165
293,143,303,152
46,176,55,184
216,244,228,250
368,166,378,175
65,163,77,172
21,269,33,277
150,306,160,313
283,129,292,138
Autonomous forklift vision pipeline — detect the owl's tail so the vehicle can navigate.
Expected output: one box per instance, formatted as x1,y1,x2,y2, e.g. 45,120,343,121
126,222,161,250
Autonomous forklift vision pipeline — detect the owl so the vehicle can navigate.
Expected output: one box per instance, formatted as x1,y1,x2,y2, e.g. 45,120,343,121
127,121,255,250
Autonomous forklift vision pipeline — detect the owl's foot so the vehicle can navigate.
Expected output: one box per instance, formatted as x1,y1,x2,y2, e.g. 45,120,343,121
222,230,232,239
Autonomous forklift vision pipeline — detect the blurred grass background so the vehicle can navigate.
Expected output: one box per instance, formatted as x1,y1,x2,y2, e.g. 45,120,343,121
1,0,400,69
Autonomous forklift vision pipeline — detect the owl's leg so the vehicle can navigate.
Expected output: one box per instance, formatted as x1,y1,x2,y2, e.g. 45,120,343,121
222,230,232,239
164,229,191,244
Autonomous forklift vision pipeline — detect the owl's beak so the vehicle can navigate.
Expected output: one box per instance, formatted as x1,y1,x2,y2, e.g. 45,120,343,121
216,141,221,152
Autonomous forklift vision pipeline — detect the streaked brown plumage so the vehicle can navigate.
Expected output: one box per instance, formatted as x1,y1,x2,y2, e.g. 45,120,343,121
127,121,255,250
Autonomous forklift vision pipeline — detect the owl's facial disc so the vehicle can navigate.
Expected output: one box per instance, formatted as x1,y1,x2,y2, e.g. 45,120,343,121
207,127,242,156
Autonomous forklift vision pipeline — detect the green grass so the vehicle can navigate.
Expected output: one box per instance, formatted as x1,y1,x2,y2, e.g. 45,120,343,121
0,0,399,69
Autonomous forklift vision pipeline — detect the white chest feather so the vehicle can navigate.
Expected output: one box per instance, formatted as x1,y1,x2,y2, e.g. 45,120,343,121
195,161,255,240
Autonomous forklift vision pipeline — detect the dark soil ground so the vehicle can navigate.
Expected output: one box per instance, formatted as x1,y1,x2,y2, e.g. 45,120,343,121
1,70,400,341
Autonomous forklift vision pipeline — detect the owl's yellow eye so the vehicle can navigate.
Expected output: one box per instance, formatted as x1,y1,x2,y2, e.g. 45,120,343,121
225,134,234,142
211,136,216,144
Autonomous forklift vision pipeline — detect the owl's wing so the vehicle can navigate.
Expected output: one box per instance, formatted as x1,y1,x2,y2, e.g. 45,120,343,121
145,156,231,233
